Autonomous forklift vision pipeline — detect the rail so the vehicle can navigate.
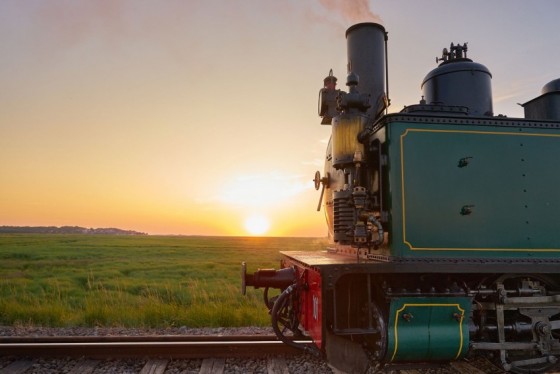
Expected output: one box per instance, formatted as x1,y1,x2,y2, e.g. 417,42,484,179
0,334,310,358
0,335,506,373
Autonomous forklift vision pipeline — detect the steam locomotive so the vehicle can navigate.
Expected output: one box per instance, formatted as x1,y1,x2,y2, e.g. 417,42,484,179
242,22,560,373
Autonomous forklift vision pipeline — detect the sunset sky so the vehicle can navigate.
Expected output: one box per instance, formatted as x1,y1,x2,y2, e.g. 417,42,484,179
2,1,560,236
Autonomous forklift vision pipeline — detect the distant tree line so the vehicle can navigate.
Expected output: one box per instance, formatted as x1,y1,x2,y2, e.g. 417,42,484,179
0,226,148,235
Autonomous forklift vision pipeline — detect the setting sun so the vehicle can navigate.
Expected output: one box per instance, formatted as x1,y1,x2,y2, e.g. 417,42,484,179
244,214,270,236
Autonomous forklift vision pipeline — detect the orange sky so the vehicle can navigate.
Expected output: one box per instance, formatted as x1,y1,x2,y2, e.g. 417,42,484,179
1,1,560,236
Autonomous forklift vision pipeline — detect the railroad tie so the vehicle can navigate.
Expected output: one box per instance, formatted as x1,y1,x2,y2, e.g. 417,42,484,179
66,359,100,374
199,358,225,374
140,359,169,374
0,359,35,374
449,361,487,374
267,356,289,374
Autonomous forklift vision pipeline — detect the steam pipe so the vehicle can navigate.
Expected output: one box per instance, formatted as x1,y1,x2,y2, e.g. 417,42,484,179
384,30,390,115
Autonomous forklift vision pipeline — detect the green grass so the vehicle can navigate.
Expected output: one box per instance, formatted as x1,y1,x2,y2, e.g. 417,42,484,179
0,234,328,328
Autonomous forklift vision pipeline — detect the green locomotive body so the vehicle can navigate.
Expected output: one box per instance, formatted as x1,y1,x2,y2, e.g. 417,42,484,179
243,22,560,373
373,115,560,258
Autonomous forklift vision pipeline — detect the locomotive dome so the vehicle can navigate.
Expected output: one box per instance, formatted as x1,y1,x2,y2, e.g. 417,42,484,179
522,77,560,120
542,78,560,94
421,43,493,116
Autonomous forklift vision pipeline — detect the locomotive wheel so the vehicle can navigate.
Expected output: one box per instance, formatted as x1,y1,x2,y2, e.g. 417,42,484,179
488,274,560,374
370,302,388,361
363,301,387,370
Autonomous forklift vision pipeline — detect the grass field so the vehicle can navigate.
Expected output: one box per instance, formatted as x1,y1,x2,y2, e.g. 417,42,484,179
0,234,329,328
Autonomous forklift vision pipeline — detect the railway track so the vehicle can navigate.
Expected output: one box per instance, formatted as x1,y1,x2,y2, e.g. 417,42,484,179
0,335,507,373
0,335,306,358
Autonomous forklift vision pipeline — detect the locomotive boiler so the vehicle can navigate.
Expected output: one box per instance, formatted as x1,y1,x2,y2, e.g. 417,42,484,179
242,22,560,373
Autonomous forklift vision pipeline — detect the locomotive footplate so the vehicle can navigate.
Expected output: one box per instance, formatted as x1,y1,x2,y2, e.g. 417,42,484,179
280,250,560,278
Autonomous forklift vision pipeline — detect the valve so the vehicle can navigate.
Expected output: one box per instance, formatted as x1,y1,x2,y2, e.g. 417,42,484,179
313,171,330,211
336,72,371,113
436,43,468,64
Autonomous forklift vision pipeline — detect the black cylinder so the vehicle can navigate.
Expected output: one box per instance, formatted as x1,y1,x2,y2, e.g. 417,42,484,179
346,23,387,119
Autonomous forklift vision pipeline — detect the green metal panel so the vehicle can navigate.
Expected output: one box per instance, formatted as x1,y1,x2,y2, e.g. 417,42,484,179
385,297,471,362
385,119,560,257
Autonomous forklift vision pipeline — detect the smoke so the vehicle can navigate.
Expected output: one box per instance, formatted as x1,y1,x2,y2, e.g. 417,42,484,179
33,1,128,49
28,0,202,54
318,0,383,25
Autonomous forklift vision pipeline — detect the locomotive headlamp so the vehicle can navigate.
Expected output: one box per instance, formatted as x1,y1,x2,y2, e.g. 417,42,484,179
319,69,340,125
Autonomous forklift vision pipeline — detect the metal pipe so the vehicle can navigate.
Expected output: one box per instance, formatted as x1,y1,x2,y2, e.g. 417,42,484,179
384,30,389,116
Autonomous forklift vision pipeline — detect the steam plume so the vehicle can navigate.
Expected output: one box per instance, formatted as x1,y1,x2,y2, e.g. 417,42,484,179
318,0,383,24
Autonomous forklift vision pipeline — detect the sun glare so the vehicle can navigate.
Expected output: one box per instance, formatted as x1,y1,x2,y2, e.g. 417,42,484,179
220,173,310,207
244,214,270,236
